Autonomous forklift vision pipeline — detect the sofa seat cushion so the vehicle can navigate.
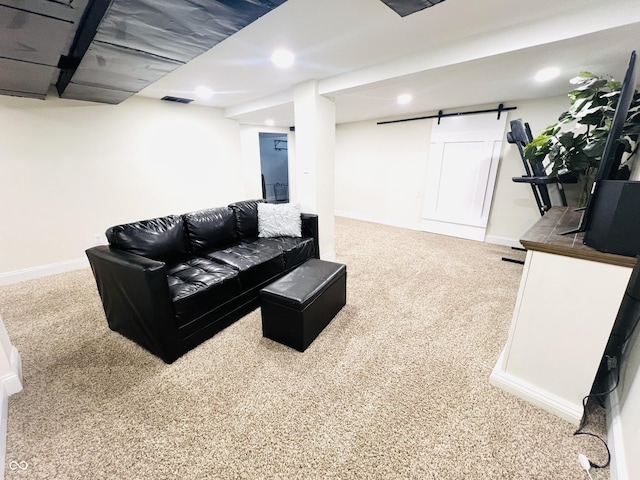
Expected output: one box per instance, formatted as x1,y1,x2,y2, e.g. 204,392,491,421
205,243,285,289
166,258,241,328
251,237,315,268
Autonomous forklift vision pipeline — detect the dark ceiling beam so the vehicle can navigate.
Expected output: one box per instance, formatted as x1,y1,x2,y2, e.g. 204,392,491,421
56,0,288,104
0,1,77,99
56,0,114,96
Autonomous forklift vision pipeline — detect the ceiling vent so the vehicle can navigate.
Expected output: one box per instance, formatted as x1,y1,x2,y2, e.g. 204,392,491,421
379,0,447,17
161,96,193,104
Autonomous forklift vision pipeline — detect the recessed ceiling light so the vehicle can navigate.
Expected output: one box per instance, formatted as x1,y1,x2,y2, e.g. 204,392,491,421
397,94,413,105
535,67,560,82
271,49,295,68
265,118,275,127
194,86,213,99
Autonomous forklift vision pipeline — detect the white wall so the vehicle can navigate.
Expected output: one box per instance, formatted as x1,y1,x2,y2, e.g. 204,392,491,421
335,96,573,244
487,95,578,244
0,93,245,282
335,118,430,230
0,92,575,281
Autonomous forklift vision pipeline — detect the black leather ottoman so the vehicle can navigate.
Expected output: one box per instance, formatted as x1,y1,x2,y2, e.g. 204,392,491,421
259,259,346,352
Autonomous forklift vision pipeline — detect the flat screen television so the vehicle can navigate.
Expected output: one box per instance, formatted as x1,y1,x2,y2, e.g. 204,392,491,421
563,50,637,235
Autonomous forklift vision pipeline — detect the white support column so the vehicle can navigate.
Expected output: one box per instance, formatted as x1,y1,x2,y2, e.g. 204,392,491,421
293,81,336,260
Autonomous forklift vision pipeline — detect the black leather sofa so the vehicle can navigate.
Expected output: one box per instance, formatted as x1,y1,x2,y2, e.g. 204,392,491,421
86,199,319,363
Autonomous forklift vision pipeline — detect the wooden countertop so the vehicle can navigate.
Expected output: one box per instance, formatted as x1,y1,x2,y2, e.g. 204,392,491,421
520,206,637,268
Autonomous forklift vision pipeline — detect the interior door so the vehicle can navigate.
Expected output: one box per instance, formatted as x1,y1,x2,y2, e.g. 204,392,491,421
259,132,290,203
421,112,507,241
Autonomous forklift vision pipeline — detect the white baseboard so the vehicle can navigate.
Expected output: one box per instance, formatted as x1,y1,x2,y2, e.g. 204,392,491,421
0,258,88,286
490,349,583,425
607,382,629,480
336,212,525,249
334,210,421,231
4,347,22,397
421,218,486,242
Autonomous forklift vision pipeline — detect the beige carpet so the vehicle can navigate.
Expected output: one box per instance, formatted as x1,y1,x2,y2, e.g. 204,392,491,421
0,217,609,479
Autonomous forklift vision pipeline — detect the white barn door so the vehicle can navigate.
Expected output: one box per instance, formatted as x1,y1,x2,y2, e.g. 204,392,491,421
421,112,507,241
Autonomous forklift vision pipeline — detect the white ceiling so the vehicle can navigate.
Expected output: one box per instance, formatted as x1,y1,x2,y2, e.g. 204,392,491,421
136,0,640,127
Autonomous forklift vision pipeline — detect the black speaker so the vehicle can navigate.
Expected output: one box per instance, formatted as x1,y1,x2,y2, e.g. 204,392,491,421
584,180,640,257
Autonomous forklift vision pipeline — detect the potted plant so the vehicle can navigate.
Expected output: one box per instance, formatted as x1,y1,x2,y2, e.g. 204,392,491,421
523,71,640,205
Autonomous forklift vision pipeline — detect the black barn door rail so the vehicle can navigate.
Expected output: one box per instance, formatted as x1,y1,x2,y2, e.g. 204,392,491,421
377,103,517,125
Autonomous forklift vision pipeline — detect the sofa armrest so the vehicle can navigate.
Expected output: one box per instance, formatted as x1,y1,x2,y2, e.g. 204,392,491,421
301,213,320,258
85,245,180,363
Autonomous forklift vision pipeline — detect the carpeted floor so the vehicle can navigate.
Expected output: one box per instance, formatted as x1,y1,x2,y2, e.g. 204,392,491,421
0,217,609,479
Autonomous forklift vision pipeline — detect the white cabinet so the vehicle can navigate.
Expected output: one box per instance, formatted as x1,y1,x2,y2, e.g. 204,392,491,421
490,207,635,424
0,315,22,480
491,250,631,423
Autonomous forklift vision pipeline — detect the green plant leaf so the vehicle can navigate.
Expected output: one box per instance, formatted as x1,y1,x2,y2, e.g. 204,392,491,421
583,140,606,158
558,111,575,123
524,70,640,178
549,142,562,160
618,137,633,153
580,112,606,126
545,125,561,136
608,80,622,91
602,90,620,99
572,79,608,92
558,132,575,148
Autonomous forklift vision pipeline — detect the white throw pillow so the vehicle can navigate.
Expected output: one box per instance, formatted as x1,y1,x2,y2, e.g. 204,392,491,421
257,203,302,238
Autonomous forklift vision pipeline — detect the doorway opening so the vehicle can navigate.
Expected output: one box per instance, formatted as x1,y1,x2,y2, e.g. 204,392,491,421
259,132,289,203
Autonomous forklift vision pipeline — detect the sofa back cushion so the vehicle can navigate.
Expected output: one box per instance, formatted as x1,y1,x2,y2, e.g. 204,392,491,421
105,215,188,262
183,207,238,253
228,199,265,241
